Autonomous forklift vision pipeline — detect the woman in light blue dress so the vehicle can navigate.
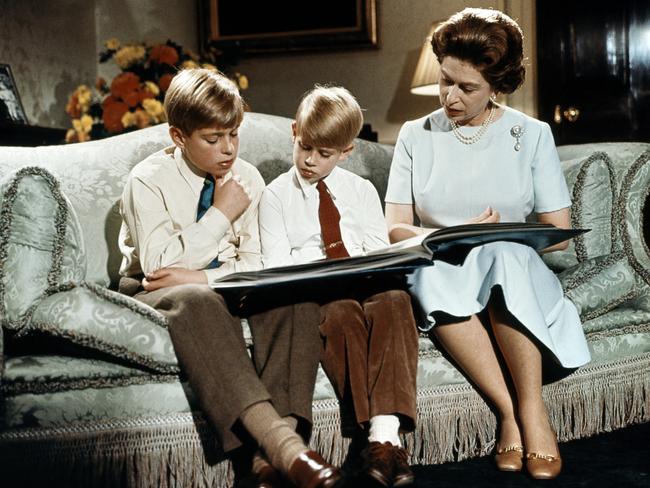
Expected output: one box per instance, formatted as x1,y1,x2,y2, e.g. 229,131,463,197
385,8,590,480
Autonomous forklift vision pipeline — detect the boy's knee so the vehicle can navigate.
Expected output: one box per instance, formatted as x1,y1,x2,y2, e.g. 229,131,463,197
320,299,364,332
171,284,228,312
379,289,411,306
324,298,363,318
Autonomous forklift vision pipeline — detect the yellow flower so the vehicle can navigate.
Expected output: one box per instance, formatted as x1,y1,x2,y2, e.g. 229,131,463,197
72,115,93,134
76,85,93,112
202,62,218,71
80,114,93,133
114,45,146,69
65,128,78,143
105,38,120,50
142,98,165,123
181,60,200,69
121,111,138,129
236,73,249,90
144,81,160,97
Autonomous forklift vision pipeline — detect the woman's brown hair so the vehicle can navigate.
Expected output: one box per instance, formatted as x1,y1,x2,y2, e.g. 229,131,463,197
431,8,525,94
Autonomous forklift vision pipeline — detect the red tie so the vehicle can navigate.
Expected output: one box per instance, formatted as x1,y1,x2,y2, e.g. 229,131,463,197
317,179,350,259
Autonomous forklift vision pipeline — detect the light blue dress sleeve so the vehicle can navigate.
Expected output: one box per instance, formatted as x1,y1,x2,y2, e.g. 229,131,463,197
532,122,572,213
385,122,414,204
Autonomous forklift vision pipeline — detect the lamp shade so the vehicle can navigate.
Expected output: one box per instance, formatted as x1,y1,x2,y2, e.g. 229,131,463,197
410,23,441,96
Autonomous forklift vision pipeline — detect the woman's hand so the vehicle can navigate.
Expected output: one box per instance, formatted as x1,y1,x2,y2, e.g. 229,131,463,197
143,267,208,291
468,206,501,224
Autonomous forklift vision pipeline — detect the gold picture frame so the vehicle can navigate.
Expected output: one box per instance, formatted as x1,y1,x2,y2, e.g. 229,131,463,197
202,0,378,55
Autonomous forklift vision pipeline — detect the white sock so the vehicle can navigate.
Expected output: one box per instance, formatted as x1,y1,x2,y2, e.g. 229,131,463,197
368,414,401,447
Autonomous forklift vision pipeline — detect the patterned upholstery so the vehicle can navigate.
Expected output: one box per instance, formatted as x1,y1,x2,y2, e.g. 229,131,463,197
0,114,649,485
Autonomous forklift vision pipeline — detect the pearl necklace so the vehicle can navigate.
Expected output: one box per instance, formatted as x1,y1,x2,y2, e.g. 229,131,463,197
449,103,496,145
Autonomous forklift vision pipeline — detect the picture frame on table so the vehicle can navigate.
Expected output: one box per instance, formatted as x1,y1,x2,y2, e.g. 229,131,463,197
202,0,378,55
0,64,28,125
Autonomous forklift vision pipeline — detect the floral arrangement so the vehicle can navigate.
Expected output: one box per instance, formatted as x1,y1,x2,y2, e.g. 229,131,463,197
65,39,248,143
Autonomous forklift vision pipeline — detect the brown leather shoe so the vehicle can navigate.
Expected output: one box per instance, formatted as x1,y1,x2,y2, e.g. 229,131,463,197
288,450,342,488
255,463,284,488
392,446,414,487
235,465,283,488
361,442,395,487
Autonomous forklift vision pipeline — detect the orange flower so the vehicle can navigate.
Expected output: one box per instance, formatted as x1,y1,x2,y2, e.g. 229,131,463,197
149,45,179,66
122,87,154,108
110,72,140,101
66,93,81,118
158,73,175,92
102,96,129,133
95,77,108,93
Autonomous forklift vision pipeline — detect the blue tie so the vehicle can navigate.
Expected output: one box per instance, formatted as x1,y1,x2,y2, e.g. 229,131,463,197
197,175,222,269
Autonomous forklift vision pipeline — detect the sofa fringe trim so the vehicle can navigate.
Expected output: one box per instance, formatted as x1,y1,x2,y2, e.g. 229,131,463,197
1,353,648,485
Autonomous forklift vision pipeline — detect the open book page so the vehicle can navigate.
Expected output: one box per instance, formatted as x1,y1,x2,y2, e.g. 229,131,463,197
212,250,429,291
421,223,584,255
211,223,586,299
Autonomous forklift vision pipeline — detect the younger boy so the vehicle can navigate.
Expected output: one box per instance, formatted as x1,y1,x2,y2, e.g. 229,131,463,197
259,86,419,487
118,69,340,488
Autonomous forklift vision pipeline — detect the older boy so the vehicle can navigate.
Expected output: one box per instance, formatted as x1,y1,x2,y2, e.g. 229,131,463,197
118,69,340,488
259,86,419,487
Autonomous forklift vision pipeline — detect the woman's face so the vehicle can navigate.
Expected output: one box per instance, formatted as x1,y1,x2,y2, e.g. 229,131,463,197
438,56,494,126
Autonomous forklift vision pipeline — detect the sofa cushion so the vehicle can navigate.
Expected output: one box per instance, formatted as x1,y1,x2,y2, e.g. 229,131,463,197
0,124,173,288
559,252,640,321
0,167,86,331
543,152,616,272
29,283,179,373
617,150,650,286
0,355,188,430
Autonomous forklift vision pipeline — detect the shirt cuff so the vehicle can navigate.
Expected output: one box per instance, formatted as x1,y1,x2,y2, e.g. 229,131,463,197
200,206,231,241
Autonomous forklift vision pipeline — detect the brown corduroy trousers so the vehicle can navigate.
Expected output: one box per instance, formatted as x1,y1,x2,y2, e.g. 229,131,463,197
125,282,321,452
319,288,419,432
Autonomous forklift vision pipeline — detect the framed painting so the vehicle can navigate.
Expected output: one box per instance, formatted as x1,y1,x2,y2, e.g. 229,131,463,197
0,64,28,125
202,0,378,55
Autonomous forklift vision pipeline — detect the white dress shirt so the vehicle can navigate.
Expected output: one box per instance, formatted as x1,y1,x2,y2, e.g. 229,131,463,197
259,166,389,268
119,146,265,284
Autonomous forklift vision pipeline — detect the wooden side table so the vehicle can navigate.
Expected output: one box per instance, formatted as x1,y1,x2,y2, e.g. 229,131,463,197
0,123,67,146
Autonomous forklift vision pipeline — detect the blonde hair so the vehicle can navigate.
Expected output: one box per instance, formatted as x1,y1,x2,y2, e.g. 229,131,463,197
295,85,363,149
164,68,244,135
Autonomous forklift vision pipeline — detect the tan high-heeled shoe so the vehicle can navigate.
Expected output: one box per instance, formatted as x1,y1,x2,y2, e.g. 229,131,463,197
494,444,524,472
525,450,562,479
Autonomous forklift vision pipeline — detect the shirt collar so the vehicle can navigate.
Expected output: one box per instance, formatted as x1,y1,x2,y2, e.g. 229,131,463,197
173,146,234,195
292,165,342,200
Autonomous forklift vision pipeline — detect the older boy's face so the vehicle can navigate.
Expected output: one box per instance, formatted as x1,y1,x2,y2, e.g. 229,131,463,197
292,127,351,184
172,125,240,178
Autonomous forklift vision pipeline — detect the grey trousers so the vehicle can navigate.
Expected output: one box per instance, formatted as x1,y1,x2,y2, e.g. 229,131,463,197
130,283,321,452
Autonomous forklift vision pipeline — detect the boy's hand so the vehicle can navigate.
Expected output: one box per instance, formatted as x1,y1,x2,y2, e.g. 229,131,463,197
467,206,501,224
212,175,251,223
143,267,207,291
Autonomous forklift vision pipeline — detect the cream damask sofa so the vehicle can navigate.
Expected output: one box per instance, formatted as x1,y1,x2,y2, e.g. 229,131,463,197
0,113,649,486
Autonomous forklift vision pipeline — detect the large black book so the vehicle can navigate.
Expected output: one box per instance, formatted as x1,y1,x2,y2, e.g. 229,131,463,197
211,223,585,303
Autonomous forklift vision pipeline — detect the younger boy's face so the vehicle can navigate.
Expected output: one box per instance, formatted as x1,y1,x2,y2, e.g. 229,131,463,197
170,125,240,179
292,123,352,184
